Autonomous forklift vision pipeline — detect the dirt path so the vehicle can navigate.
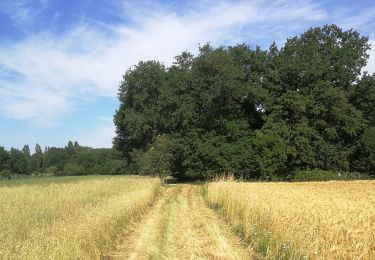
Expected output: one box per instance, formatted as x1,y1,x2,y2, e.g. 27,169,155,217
104,184,252,260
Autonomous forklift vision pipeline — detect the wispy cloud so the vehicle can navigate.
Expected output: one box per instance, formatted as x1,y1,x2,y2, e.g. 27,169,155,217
331,6,375,36
98,116,114,124
76,123,115,148
0,85,72,127
0,0,49,28
365,40,375,74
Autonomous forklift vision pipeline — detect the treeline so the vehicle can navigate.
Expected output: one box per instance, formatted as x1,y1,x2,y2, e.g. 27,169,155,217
114,24,375,180
0,141,125,179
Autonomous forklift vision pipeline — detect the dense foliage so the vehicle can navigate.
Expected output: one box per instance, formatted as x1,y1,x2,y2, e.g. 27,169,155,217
114,25,375,180
0,141,125,178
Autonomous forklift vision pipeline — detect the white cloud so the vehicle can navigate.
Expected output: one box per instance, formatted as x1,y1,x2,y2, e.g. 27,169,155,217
365,40,375,75
76,124,115,148
0,0,335,127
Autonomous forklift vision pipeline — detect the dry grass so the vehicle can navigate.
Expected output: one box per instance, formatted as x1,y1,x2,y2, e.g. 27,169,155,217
0,175,160,259
205,180,375,259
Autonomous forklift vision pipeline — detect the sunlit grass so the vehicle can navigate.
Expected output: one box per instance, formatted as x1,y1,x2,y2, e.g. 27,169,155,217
0,175,160,259
0,175,110,187
205,180,375,259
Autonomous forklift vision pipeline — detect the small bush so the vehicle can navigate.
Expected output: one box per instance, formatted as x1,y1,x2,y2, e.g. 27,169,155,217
0,169,11,179
63,163,86,176
46,166,58,175
31,171,44,176
100,160,125,175
293,169,369,181
135,135,173,177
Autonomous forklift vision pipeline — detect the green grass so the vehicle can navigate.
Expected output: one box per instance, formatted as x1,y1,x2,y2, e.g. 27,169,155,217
0,175,118,187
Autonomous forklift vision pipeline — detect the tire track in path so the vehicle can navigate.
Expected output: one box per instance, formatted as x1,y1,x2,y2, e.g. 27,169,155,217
104,184,252,259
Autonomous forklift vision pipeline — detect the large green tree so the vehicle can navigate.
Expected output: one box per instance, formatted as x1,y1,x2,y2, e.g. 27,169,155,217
114,25,374,179
114,61,166,164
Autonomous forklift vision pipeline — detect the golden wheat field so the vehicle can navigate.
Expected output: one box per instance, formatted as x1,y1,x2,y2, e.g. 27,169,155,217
0,175,160,259
205,180,375,259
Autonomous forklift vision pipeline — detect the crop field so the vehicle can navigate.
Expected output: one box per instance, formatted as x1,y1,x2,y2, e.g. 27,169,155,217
1,177,374,259
205,180,375,259
0,175,160,259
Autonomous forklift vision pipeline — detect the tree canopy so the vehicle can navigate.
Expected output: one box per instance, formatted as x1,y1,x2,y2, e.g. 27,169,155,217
0,142,125,178
114,25,375,180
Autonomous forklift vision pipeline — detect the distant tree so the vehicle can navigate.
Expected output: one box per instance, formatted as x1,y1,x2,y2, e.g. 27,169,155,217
31,143,44,171
0,147,9,169
9,148,28,175
67,141,75,155
43,148,70,172
0,147,10,177
22,145,30,158
71,149,97,174
22,144,32,173
30,142,123,176
42,146,49,169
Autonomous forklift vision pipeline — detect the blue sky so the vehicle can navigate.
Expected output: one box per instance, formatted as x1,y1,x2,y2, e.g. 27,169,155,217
0,0,375,151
